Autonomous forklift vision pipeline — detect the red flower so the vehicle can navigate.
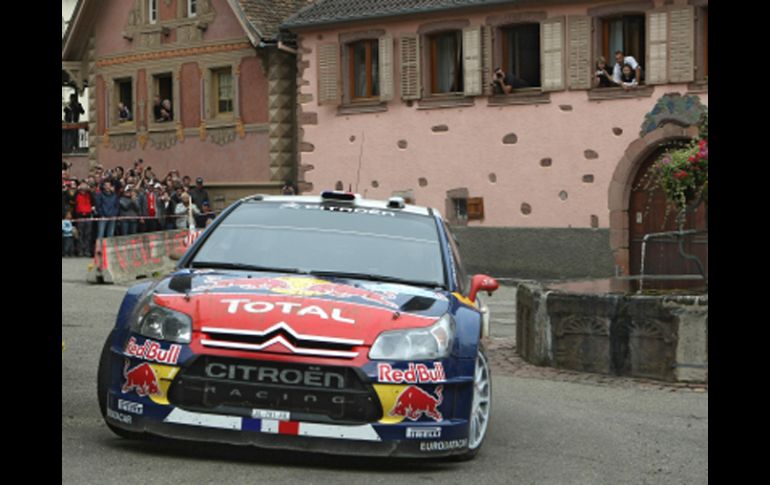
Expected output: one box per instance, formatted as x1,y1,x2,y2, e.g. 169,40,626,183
673,170,689,180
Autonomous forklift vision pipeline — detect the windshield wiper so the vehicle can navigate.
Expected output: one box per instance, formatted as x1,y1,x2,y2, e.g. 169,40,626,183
309,270,446,290
190,261,306,275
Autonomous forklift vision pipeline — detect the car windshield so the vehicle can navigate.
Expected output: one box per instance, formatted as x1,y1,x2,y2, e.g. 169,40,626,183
189,201,446,288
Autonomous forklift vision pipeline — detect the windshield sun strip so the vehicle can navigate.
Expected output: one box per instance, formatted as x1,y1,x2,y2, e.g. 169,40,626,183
217,223,440,245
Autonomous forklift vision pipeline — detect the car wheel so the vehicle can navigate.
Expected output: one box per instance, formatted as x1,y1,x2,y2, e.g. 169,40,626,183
97,331,145,440
453,345,492,461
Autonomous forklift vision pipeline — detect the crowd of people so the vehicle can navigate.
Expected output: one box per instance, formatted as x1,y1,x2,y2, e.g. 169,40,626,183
62,158,216,257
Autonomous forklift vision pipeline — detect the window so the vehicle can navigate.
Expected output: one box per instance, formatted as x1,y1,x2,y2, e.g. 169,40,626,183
429,31,463,94
212,67,233,116
114,78,133,126
601,15,645,81
153,73,173,123
148,0,158,24
500,23,541,88
188,0,197,18
349,40,379,100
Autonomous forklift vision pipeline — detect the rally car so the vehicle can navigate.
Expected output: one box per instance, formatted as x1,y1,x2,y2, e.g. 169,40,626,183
98,191,499,459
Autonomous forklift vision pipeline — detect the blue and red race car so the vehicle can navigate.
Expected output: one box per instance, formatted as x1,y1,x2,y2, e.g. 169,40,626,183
98,192,498,459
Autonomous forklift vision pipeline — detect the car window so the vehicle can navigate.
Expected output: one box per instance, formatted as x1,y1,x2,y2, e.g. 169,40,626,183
191,201,446,287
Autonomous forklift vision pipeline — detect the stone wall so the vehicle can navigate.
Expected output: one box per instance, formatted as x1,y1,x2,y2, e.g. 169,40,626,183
453,227,616,279
516,281,707,383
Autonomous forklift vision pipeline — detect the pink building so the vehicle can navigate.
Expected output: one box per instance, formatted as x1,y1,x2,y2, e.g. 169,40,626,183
62,0,309,207
285,0,708,280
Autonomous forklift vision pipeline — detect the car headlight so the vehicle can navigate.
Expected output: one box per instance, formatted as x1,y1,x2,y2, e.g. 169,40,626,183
369,314,455,360
130,295,192,344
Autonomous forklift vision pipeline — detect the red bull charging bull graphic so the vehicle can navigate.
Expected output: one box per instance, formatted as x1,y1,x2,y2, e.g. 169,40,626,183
195,276,399,309
389,385,444,422
122,360,160,397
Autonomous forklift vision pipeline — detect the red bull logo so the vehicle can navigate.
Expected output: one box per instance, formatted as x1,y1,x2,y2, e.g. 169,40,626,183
304,282,398,309
389,385,443,421
122,360,160,397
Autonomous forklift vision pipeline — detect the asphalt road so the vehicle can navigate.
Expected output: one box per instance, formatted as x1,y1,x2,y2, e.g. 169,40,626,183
62,258,708,484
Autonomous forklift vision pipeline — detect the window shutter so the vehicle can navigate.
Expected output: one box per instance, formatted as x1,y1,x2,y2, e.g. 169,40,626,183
668,6,695,83
567,16,591,90
379,34,394,102
481,25,493,96
463,27,482,97
646,10,669,85
541,17,565,92
400,34,421,100
317,43,340,105
467,197,484,221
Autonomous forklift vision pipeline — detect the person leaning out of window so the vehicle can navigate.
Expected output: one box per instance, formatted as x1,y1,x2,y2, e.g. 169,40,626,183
491,67,529,95
618,63,639,91
594,56,618,88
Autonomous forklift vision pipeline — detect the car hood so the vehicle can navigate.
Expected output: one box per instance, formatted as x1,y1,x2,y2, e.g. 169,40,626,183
151,271,452,349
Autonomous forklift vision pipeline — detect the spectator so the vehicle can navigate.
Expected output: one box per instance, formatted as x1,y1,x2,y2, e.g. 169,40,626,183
619,64,638,90
74,182,95,257
594,56,617,88
153,96,163,121
160,187,176,230
182,175,192,191
62,211,75,257
612,50,642,86
200,201,216,227
160,99,173,122
491,67,529,95
282,181,296,195
119,185,141,236
63,181,78,219
155,98,174,123
95,181,120,239
63,93,85,152
175,193,200,229
190,177,210,211
141,182,165,232
118,102,132,122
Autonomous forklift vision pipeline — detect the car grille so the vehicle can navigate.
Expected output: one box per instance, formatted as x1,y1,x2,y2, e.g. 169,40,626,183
200,323,363,359
168,356,382,424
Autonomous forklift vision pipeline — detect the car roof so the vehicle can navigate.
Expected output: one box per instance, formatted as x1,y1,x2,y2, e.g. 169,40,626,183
240,193,440,219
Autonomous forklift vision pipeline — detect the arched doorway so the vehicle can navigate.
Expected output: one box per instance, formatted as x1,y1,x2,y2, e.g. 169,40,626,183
608,123,706,290
628,147,708,291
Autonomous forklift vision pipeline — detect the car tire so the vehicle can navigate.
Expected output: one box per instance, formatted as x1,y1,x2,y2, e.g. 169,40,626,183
452,345,492,461
97,331,145,440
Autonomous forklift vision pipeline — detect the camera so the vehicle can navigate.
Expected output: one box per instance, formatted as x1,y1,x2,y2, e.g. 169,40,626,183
596,70,604,76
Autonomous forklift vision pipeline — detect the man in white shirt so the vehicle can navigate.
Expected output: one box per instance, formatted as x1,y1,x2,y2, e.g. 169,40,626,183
612,50,642,85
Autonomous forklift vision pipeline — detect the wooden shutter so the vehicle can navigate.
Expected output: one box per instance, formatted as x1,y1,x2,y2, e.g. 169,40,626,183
668,6,695,83
541,17,565,92
463,27,482,97
646,10,669,85
379,34,394,102
400,34,421,100
567,16,591,90
481,26,493,96
467,197,484,221
317,43,340,105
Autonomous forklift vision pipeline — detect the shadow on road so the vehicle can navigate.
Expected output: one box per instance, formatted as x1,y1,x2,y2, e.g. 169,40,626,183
101,434,463,471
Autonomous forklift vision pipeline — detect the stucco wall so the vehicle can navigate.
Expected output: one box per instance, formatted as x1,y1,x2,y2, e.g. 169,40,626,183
295,2,708,230
97,131,271,183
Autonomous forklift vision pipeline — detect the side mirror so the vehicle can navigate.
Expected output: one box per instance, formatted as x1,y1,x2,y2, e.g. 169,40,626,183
169,248,185,261
468,274,499,303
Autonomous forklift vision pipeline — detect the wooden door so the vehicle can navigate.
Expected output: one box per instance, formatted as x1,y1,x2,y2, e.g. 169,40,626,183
629,151,708,291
